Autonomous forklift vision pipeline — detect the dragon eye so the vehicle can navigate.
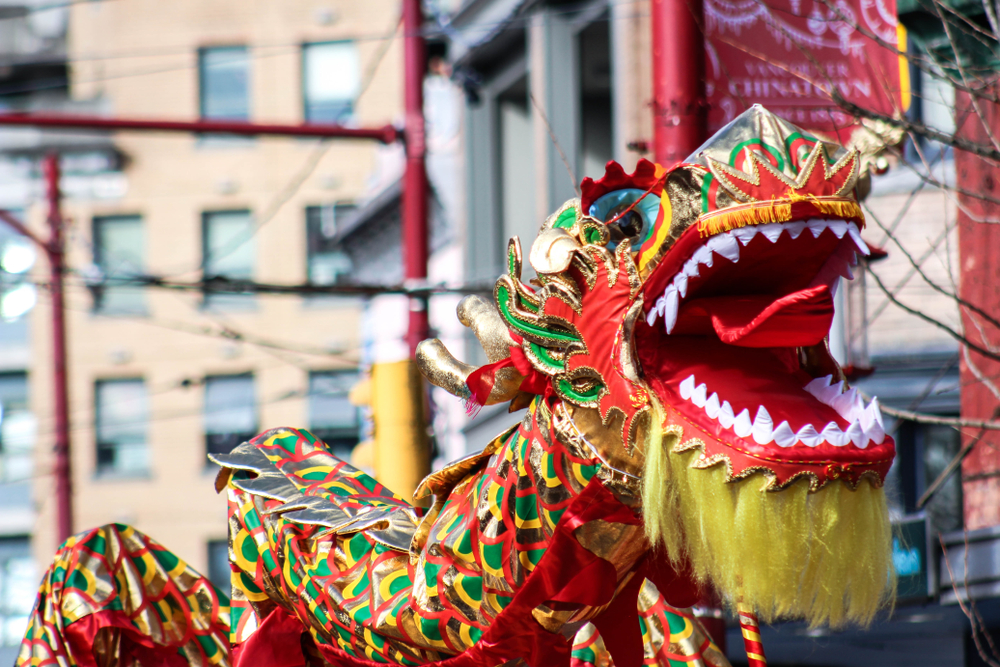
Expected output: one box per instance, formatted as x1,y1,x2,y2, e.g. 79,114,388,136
609,209,644,241
588,188,660,252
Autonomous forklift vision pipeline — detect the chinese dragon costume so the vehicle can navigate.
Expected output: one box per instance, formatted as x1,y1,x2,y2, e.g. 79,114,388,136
19,106,896,667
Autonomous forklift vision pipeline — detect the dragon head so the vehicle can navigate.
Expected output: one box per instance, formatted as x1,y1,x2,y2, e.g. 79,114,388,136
418,105,895,628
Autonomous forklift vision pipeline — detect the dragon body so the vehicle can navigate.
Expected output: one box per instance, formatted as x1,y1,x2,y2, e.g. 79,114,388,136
19,106,896,667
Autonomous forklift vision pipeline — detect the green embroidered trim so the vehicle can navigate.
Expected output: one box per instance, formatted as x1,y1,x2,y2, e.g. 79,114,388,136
528,342,565,373
557,377,604,403
496,284,579,344
553,207,577,229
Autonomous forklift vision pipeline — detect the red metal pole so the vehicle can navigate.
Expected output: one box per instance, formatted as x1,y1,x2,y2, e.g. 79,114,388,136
402,0,429,355
44,153,73,543
651,0,707,165
0,113,400,143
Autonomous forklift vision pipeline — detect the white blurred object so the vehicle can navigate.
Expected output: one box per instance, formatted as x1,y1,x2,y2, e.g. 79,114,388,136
0,238,35,274
1,284,36,321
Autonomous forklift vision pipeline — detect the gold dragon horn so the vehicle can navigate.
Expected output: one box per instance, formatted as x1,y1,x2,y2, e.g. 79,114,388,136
415,295,525,405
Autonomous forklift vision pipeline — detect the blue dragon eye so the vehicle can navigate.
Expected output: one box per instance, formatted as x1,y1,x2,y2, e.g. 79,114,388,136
588,189,660,252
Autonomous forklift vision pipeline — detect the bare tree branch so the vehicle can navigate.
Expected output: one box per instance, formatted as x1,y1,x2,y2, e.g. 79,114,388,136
860,396,1000,429
867,267,1000,362
932,0,1000,155
918,427,986,508
940,536,1000,667
865,204,1000,330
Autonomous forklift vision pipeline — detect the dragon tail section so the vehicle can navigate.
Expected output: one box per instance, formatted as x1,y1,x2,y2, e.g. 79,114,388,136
17,523,229,667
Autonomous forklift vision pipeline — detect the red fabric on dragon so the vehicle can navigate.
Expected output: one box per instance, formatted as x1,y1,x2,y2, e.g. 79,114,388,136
18,105,898,667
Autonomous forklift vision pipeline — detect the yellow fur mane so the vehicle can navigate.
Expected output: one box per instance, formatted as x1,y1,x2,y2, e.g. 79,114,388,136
641,411,895,628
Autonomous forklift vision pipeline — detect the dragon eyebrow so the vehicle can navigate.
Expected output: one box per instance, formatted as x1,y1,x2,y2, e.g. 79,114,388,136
603,161,705,228
605,174,668,228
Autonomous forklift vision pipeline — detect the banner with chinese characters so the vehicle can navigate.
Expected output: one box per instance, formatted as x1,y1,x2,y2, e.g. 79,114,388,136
705,0,905,141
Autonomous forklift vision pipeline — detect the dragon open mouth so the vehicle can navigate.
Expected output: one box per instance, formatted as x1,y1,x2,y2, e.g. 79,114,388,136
635,217,894,483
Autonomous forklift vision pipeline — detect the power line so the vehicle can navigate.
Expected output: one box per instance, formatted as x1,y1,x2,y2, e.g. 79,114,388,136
64,272,493,297
29,379,363,441
0,0,114,22
0,0,652,96
156,15,403,277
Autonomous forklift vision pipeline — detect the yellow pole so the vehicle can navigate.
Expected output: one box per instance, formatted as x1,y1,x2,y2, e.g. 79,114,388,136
370,359,431,500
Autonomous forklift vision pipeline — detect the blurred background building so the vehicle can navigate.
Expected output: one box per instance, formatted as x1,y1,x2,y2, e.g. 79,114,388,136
0,4,464,662
444,2,998,666
0,0,997,665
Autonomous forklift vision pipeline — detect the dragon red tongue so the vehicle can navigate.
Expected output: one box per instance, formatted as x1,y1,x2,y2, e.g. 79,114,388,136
673,284,834,347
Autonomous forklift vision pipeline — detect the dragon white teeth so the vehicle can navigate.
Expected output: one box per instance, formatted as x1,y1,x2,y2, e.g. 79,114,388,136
677,372,889,449
692,383,708,408
796,424,824,447
807,220,827,238
678,375,885,449
675,273,689,298
785,220,807,239
708,233,740,263
804,375,833,396
733,227,757,246
705,392,721,419
805,378,842,407
734,409,753,437
829,387,858,421
656,219,867,338
663,288,679,333
848,225,870,256
862,398,886,444
692,245,714,268
821,421,849,447
846,421,866,448
761,225,784,243
718,401,735,429
772,421,797,448
752,406,774,445
828,220,848,239
679,375,695,400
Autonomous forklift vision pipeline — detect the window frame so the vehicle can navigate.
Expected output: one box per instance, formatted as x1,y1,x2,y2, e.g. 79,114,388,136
206,539,230,593
0,536,34,648
94,377,151,478
91,214,147,316
201,209,255,309
304,203,356,287
307,369,362,460
301,40,361,124
0,372,30,485
203,373,257,461
198,45,251,122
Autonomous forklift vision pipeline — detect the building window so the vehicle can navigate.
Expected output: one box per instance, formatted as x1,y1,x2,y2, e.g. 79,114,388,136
309,371,360,460
95,379,150,476
92,215,145,315
202,210,254,309
205,374,256,458
0,373,31,484
889,421,964,536
302,41,360,124
305,204,354,286
206,539,230,593
0,537,34,649
199,46,250,121
0,210,36,346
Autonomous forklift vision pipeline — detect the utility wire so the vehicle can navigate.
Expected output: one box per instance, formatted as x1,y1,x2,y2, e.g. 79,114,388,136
0,0,653,95
185,15,403,274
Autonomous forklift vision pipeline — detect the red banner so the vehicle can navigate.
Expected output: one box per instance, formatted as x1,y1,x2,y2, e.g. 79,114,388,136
705,0,904,140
